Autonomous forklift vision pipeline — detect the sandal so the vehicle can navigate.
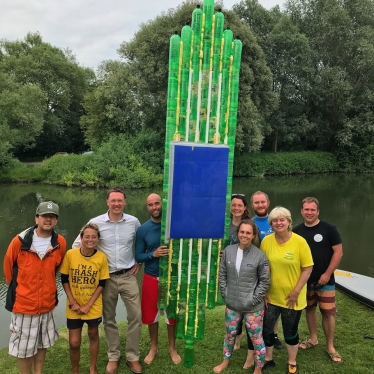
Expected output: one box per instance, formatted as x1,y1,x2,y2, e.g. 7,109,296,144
299,340,318,349
327,351,343,363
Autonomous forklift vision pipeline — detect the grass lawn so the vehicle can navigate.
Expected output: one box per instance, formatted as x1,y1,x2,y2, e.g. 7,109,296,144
0,291,373,373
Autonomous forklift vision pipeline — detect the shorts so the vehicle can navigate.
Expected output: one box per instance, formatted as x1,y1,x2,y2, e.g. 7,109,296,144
306,283,336,315
141,273,175,325
9,311,58,358
67,317,102,329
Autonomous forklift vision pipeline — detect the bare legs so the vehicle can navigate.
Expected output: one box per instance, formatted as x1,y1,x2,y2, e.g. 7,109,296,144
214,357,262,374
69,328,82,374
274,319,280,335
69,326,99,374
167,324,181,364
17,348,47,374
88,326,99,374
243,349,255,369
299,307,319,348
144,322,181,364
144,323,158,364
265,345,274,362
323,313,337,355
285,344,298,366
300,307,341,362
234,332,244,350
213,359,230,373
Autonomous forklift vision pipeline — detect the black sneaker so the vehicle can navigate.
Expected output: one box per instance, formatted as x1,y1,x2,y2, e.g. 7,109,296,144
287,363,298,374
274,335,284,350
262,360,276,370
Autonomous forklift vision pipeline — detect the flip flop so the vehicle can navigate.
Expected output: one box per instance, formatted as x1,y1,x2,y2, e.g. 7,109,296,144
299,340,318,349
327,351,343,363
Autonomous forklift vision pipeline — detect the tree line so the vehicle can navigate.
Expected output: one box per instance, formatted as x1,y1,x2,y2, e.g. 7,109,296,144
1,0,374,175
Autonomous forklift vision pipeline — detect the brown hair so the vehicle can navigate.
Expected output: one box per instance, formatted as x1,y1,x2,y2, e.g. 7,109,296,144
231,194,251,219
251,191,270,204
80,222,101,238
107,187,126,199
237,219,260,246
302,197,319,210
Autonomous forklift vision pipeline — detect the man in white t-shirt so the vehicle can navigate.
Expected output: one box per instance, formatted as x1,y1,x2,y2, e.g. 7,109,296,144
4,201,66,374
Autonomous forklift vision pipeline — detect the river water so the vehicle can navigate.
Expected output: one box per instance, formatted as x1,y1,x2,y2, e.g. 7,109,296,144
1,174,373,348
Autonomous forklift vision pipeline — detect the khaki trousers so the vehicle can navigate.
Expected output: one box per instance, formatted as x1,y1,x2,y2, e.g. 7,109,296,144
102,272,141,361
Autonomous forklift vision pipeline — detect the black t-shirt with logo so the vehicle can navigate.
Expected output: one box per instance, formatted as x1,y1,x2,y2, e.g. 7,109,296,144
293,221,342,285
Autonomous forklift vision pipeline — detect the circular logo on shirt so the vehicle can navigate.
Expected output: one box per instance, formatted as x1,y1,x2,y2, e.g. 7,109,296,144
314,234,323,242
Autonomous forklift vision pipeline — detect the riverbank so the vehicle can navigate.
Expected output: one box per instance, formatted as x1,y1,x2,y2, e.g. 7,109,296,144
0,291,372,373
0,151,344,189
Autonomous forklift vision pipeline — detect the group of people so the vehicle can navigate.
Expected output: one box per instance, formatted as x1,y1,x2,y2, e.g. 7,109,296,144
3,188,343,374
214,192,343,374
3,188,179,374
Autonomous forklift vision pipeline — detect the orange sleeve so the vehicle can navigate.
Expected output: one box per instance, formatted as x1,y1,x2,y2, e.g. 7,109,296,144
59,235,67,255
56,235,67,272
3,237,20,285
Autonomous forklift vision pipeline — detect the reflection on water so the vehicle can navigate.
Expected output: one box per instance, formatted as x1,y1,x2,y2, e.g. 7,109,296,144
1,175,374,348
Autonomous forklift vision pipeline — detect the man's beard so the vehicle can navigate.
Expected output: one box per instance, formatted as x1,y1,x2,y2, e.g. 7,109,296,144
254,209,268,218
151,210,162,219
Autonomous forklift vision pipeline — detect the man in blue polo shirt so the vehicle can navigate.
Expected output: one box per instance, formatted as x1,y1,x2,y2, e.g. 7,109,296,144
135,193,181,365
251,191,273,241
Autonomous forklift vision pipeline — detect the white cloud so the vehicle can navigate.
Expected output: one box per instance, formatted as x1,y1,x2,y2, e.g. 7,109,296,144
0,0,281,70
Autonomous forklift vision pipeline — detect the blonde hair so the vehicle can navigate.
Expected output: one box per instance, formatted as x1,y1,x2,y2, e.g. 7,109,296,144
268,206,292,231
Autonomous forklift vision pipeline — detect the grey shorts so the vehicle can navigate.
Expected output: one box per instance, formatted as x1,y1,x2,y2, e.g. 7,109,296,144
9,311,59,358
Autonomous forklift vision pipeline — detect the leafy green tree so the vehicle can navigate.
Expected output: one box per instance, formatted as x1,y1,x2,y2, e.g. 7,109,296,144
83,1,276,156
80,60,141,149
0,32,95,159
285,0,374,167
0,70,45,166
234,0,315,152
0,72,45,147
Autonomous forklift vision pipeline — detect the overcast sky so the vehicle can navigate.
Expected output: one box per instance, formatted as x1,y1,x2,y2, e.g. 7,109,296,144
1,0,282,70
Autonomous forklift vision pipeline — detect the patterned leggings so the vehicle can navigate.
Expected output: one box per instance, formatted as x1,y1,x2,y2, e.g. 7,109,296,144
223,307,265,368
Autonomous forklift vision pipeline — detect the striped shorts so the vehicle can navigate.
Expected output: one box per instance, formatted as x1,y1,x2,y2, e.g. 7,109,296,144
306,283,336,315
9,311,59,358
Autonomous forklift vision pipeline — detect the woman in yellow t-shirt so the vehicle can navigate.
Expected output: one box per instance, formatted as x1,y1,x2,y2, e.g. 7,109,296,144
260,207,313,374
60,223,109,374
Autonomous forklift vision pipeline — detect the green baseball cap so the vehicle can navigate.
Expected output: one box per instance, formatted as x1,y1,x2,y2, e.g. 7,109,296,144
36,201,59,217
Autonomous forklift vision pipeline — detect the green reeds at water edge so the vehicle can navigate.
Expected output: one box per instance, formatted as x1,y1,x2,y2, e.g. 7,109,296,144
159,0,242,367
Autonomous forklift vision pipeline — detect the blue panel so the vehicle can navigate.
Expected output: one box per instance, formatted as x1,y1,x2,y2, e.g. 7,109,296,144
169,144,229,238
